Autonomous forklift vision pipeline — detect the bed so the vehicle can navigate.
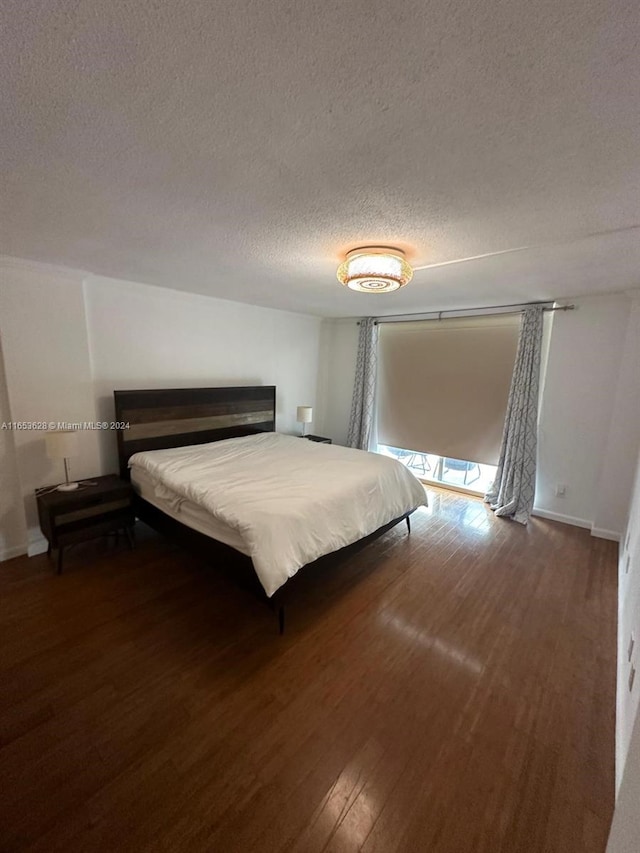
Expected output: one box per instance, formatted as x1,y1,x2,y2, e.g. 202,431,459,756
114,385,426,630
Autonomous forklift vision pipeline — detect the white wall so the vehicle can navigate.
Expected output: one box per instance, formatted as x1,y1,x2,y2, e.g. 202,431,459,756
317,294,639,537
607,447,640,850
536,294,633,533
315,318,359,445
0,261,100,553
0,258,322,558
84,276,321,473
593,296,640,538
0,338,28,560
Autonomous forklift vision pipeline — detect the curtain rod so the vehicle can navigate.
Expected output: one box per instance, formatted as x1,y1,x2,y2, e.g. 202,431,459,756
355,301,575,325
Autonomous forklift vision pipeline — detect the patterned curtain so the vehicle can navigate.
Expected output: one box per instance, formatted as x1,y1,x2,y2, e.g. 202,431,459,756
347,318,379,450
485,306,544,524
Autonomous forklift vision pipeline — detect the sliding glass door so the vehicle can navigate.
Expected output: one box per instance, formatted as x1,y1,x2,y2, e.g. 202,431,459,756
378,444,496,495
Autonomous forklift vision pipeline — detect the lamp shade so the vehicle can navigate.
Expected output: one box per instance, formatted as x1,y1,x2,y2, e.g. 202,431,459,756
296,406,313,424
45,430,79,460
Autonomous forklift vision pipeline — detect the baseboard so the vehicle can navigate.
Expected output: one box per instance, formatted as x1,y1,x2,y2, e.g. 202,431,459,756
590,527,621,542
0,543,28,562
532,508,591,529
27,536,48,557
532,508,621,541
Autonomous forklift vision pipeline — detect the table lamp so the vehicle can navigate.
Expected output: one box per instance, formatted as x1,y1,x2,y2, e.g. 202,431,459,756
45,430,80,491
296,406,313,437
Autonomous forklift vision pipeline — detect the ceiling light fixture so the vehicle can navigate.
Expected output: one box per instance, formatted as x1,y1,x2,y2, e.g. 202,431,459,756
337,246,413,293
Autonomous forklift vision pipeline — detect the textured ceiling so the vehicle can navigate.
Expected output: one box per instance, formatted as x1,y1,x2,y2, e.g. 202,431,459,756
2,0,639,317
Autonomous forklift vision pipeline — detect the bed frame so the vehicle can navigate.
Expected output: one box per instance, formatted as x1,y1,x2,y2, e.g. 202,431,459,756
114,385,412,632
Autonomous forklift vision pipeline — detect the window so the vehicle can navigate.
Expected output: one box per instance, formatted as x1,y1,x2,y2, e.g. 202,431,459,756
376,315,520,467
379,444,497,495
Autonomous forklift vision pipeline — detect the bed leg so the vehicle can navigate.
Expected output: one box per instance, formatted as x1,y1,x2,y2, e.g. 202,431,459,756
278,605,285,635
405,515,411,534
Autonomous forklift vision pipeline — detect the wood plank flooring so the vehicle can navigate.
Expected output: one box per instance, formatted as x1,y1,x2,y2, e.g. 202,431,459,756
0,489,617,852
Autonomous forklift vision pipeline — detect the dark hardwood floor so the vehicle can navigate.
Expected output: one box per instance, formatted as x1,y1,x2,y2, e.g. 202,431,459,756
0,489,617,852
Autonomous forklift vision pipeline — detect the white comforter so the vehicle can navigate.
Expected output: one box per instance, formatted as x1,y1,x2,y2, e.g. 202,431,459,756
129,432,426,597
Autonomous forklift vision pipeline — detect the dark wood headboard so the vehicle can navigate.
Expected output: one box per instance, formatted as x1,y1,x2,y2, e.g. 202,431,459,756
114,385,276,478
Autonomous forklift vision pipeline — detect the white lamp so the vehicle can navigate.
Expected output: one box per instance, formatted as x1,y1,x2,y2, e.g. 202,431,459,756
45,430,80,491
296,406,313,437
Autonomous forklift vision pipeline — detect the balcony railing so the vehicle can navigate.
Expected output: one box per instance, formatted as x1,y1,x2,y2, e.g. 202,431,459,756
378,445,496,495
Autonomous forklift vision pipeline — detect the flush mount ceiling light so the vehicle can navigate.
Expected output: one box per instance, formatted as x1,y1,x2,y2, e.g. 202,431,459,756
336,246,413,293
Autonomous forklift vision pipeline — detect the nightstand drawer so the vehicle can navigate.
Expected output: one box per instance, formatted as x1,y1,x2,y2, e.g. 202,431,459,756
56,510,135,546
54,498,132,527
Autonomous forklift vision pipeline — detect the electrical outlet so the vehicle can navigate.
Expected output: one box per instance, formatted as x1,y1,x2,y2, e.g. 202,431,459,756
555,484,566,497
629,633,635,662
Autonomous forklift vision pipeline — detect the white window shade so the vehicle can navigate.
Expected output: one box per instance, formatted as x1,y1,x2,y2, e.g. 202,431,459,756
377,315,520,466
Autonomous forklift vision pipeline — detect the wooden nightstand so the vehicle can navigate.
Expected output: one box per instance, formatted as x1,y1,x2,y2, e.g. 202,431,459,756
300,435,332,444
36,474,135,574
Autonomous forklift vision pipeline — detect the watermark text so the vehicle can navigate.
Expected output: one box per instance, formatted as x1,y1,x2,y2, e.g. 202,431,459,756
1,421,130,431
